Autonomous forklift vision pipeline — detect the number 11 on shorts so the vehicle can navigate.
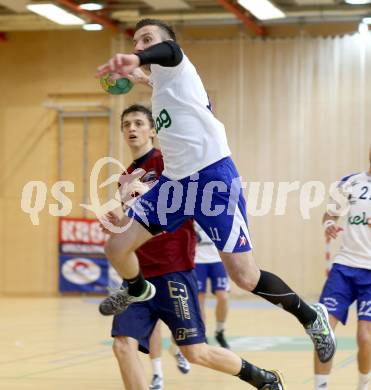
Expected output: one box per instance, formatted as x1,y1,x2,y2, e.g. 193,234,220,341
209,227,221,241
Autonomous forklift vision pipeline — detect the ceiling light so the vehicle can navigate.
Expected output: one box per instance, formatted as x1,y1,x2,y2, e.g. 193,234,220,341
79,3,104,11
345,0,371,5
237,0,285,20
141,0,190,10
83,23,103,30
26,3,85,25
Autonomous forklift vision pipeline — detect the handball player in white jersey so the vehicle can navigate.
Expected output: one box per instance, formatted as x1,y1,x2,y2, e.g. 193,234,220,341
314,149,371,390
96,19,336,367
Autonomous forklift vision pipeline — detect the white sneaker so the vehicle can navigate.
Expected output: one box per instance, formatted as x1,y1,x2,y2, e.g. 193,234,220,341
174,351,191,374
149,374,163,390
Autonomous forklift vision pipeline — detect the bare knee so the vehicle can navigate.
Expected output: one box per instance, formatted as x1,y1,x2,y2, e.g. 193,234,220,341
179,344,207,365
104,237,116,260
219,252,260,291
229,270,259,291
216,291,228,304
357,326,371,348
104,237,120,259
112,336,136,359
104,235,130,260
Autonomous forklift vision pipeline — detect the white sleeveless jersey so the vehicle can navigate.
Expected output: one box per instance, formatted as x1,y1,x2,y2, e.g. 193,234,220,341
331,172,371,270
149,54,231,180
194,222,222,264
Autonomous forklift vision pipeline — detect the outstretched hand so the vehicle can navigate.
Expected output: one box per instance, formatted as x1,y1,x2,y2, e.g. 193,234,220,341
96,53,140,78
99,211,121,234
118,168,146,204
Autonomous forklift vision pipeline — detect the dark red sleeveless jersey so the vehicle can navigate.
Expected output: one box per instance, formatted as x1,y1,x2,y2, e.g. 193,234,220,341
125,148,196,278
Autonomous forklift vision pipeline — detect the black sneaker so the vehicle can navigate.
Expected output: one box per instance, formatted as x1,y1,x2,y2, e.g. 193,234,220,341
305,303,336,363
215,330,230,349
259,370,286,390
99,281,156,316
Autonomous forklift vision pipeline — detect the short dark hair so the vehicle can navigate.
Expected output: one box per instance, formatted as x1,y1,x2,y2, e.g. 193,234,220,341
121,104,154,130
135,18,176,42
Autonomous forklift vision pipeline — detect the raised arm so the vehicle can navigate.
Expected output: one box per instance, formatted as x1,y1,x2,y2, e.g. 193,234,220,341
96,41,183,80
136,40,183,67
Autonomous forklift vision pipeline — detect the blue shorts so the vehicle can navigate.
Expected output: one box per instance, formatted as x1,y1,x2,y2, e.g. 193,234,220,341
129,157,252,253
320,263,371,325
195,262,230,294
111,271,206,353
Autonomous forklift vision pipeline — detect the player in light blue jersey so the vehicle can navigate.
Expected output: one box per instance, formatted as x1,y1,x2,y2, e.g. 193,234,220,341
96,19,336,382
314,148,371,390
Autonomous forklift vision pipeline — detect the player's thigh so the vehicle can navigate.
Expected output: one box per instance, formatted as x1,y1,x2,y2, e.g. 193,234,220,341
178,342,208,364
111,301,158,354
105,216,153,257
195,205,252,254
320,264,356,325
356,267,371,323
218,250,260,289
356,269,371,347
156,271,206,347
195,157,252,253
112,335,139,357
328,314,339,330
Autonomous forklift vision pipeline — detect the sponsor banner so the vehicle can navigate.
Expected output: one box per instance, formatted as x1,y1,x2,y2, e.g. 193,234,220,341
58,218,121,293
60,243,105,255
59,255,108,293
59,217,108,255
59,217,107,247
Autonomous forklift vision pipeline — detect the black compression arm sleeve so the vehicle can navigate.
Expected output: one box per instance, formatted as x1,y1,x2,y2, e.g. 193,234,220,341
136,41,183,67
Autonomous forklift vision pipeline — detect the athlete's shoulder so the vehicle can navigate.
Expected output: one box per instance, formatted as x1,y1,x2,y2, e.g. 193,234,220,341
151,148,163,159
125,163,135,174
338,172,361,187
150,52,192,77
147,148,163,165
142,148,164,178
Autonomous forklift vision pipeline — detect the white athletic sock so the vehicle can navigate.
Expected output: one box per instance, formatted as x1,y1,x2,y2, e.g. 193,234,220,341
151,357,163,378
356,372,370,390
314,374,329,389
216,321,225,333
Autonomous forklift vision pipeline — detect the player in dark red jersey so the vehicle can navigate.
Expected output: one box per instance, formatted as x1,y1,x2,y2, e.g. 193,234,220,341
114,104,193,389
109,104,286,390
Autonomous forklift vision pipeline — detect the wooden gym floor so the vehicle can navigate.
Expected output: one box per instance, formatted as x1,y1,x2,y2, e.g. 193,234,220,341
0,297,358,390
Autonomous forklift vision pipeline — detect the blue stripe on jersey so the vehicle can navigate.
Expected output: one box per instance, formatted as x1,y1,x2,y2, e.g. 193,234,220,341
337,172,360,187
